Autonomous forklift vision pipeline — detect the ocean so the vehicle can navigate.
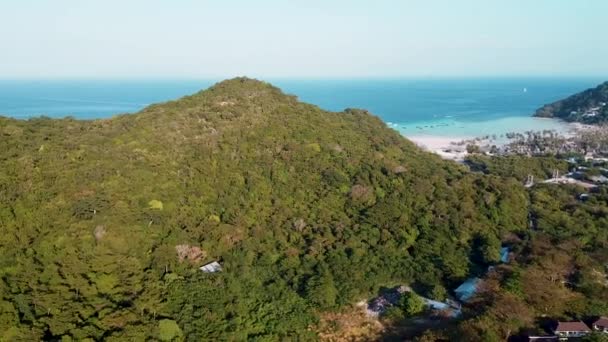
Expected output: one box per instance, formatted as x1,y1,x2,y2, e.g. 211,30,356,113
0,78,603,139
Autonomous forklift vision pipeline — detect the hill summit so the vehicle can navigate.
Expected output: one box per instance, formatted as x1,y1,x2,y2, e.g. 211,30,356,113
0,78,528,340
535,80,608,124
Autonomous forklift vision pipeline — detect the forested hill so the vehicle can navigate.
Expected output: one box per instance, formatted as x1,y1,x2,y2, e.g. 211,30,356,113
0,78,528,340
534,80,608,123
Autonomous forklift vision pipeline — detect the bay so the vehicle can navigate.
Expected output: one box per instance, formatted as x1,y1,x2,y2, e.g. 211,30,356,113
0,78,603,138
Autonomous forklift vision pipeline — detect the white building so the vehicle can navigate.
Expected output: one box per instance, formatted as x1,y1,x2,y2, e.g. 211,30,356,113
200,261,222,273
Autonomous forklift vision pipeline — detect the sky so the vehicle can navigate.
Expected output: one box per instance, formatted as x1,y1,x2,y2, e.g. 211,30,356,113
1,0,607,79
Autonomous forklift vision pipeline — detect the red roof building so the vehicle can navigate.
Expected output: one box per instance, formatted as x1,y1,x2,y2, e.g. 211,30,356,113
593,316,608,333
553,321,591,339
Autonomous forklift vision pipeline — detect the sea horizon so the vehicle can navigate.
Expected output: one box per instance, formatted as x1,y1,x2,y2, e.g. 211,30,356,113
1,77,604,142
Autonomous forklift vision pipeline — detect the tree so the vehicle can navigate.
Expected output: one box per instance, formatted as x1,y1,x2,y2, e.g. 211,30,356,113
582,332,608,342
466,144,482,154
481,234,501,264
158,319,183,341
383,306,405,321
399,291,425,316
429,284,447,301
305,272,338,310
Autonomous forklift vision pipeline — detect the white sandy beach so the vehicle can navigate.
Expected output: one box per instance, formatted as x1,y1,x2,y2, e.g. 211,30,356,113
407,135,469,150
396,117,589,161
404,121,591,161
406,134,470,161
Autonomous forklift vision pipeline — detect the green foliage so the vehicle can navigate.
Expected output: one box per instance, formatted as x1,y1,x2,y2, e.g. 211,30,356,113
158,319,183,341
0,78,536,339
478,233,501,264
305,270,339,309
583,332,608,342
167,272,316,340
383,306,405,321
535,81,608,124
502,269,524,297
398,292,425,316
531,185,608,246
466,154,568,181
94,273,119,294
428,284,447,301
440,157,608,342
148,199,164,210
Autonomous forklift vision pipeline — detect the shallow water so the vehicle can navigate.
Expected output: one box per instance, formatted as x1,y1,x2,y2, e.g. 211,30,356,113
393,116,573,140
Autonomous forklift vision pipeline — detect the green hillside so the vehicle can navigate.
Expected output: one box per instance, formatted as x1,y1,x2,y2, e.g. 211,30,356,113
0,78,529,340
535,81,608,124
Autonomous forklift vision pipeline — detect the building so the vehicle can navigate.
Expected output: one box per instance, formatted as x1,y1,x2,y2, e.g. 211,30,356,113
589,175,608,184
528,336,558,341
553,321,591,339
365,285,408,316
454,277,480,302
200,261,222,273
593,316,608,332
568,171,585,180
366,296,391,317
500,246,510,263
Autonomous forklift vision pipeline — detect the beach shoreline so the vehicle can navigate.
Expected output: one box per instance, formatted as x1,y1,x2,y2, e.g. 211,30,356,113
401,119,592,161
406,135,470,161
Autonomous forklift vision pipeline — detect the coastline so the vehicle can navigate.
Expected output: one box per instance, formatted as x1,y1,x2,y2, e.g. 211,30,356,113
406,135,470,161
399,117,590,161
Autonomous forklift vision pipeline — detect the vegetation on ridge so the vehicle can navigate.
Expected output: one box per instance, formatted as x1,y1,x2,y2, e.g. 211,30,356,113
2,78,607,341
0,78,531,340
535,81,608,124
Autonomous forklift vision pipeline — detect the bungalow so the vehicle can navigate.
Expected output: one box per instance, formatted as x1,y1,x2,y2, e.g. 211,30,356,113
421,297,449,311
366,285,408,316
200,261,222,273
454,277,480,302
589,175,608,184
500,246,510,263
366,296,391,317
593,316,608,333
568,171,585,180
553,321,591,339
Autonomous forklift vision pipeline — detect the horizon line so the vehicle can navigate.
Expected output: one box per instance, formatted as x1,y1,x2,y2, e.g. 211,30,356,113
0,75,606,82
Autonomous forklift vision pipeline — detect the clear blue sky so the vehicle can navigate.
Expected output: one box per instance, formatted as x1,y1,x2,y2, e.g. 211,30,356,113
1,0,607,79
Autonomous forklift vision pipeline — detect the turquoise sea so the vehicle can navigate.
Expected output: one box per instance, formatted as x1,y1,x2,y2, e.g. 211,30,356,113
0,78,604,139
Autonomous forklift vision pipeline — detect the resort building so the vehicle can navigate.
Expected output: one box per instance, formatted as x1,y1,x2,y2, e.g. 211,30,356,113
593,316,608,333
553,321,591,339
200,261,222,273
454,277,480,302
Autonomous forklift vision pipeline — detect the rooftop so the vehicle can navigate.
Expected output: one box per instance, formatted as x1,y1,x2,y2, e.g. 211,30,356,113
554,321,591,332
594,316,608,327
454,277,481,302
200,261,222,273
